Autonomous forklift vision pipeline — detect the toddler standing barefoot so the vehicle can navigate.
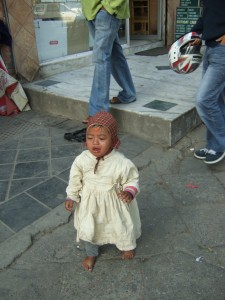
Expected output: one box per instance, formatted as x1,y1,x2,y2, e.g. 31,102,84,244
65,112,141,271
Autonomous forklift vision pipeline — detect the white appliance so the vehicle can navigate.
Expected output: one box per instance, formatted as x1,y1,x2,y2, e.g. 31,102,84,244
34,19,68,62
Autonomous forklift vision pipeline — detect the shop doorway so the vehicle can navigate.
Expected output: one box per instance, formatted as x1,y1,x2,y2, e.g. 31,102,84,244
129,0,162,40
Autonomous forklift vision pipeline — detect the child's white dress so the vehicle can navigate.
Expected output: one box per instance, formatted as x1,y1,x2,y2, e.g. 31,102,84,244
66,149,141,251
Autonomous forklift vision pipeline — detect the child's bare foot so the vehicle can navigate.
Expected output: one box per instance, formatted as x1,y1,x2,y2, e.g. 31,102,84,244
82,256,97,272
122,250,135,260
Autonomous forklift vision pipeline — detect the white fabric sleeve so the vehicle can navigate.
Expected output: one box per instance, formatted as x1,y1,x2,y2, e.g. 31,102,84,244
121,159,140,197
66,156,83,203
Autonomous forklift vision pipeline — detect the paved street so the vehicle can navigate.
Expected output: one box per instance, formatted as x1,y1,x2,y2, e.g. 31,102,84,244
0,111,84,245
0,110,225,299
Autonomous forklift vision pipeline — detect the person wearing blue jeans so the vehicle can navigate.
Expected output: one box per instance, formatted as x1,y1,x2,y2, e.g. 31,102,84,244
191,0,225,164
80,1,136,124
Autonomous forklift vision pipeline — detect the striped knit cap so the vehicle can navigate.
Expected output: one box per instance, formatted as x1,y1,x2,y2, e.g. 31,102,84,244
87,111,120,149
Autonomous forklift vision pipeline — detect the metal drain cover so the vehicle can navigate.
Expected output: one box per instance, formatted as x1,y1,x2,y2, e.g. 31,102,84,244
143,100,177,111
35,80,60,87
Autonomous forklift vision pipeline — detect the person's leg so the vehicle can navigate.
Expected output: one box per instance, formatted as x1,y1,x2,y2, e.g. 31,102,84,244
82,241,99,272
88,11,121,117
194,51,210,160
110,35,136,103
195,45,225,154
205,86,225,150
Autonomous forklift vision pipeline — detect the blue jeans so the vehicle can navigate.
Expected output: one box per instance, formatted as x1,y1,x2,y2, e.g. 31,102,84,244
195,44,225,152
88,10,136,116
83,241,99,256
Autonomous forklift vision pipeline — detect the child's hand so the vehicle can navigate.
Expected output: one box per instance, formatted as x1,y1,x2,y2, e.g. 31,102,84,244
65,199,74,211
117,191,133,204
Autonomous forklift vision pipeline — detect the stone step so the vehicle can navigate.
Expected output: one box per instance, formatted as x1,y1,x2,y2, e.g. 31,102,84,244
23,51,202,146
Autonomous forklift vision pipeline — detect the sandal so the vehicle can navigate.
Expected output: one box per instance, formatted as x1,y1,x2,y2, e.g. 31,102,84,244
110,97,123,104
110,97,136,104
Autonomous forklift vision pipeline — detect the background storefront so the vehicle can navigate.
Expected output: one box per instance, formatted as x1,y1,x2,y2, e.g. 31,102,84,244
0,0,189,82
33,0,163,63
33,1,89,62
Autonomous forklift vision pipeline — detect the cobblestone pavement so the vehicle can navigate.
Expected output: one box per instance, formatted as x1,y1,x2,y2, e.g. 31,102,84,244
0,111,84,243
0,110,152,246
0,110,225,300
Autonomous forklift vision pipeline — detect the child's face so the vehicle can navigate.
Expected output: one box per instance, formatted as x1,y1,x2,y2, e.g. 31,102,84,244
86,126,113,158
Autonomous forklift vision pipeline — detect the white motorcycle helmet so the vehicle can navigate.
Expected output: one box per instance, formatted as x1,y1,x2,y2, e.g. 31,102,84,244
168,32,202,74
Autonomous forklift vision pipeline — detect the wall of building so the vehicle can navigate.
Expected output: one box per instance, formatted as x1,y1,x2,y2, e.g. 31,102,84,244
167,0,180,46
1,0,39,82
0,0,181,82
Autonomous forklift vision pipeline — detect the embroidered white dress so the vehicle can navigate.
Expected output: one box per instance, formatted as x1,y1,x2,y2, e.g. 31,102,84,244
66,149,141,251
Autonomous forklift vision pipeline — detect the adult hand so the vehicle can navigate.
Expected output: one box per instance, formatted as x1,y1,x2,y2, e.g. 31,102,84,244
216,35,225,45
189,38,202,46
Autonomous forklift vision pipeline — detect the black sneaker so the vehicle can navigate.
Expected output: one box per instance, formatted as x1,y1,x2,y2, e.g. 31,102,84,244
204,150,225,165
194,148,208,160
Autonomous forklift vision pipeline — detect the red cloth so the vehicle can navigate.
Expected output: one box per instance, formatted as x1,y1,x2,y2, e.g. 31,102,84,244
0,56,19,116
0,94,19,115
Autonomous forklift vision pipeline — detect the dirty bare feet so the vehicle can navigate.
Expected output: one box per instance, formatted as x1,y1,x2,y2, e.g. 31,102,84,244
82,256,97,272
122,250,135,260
